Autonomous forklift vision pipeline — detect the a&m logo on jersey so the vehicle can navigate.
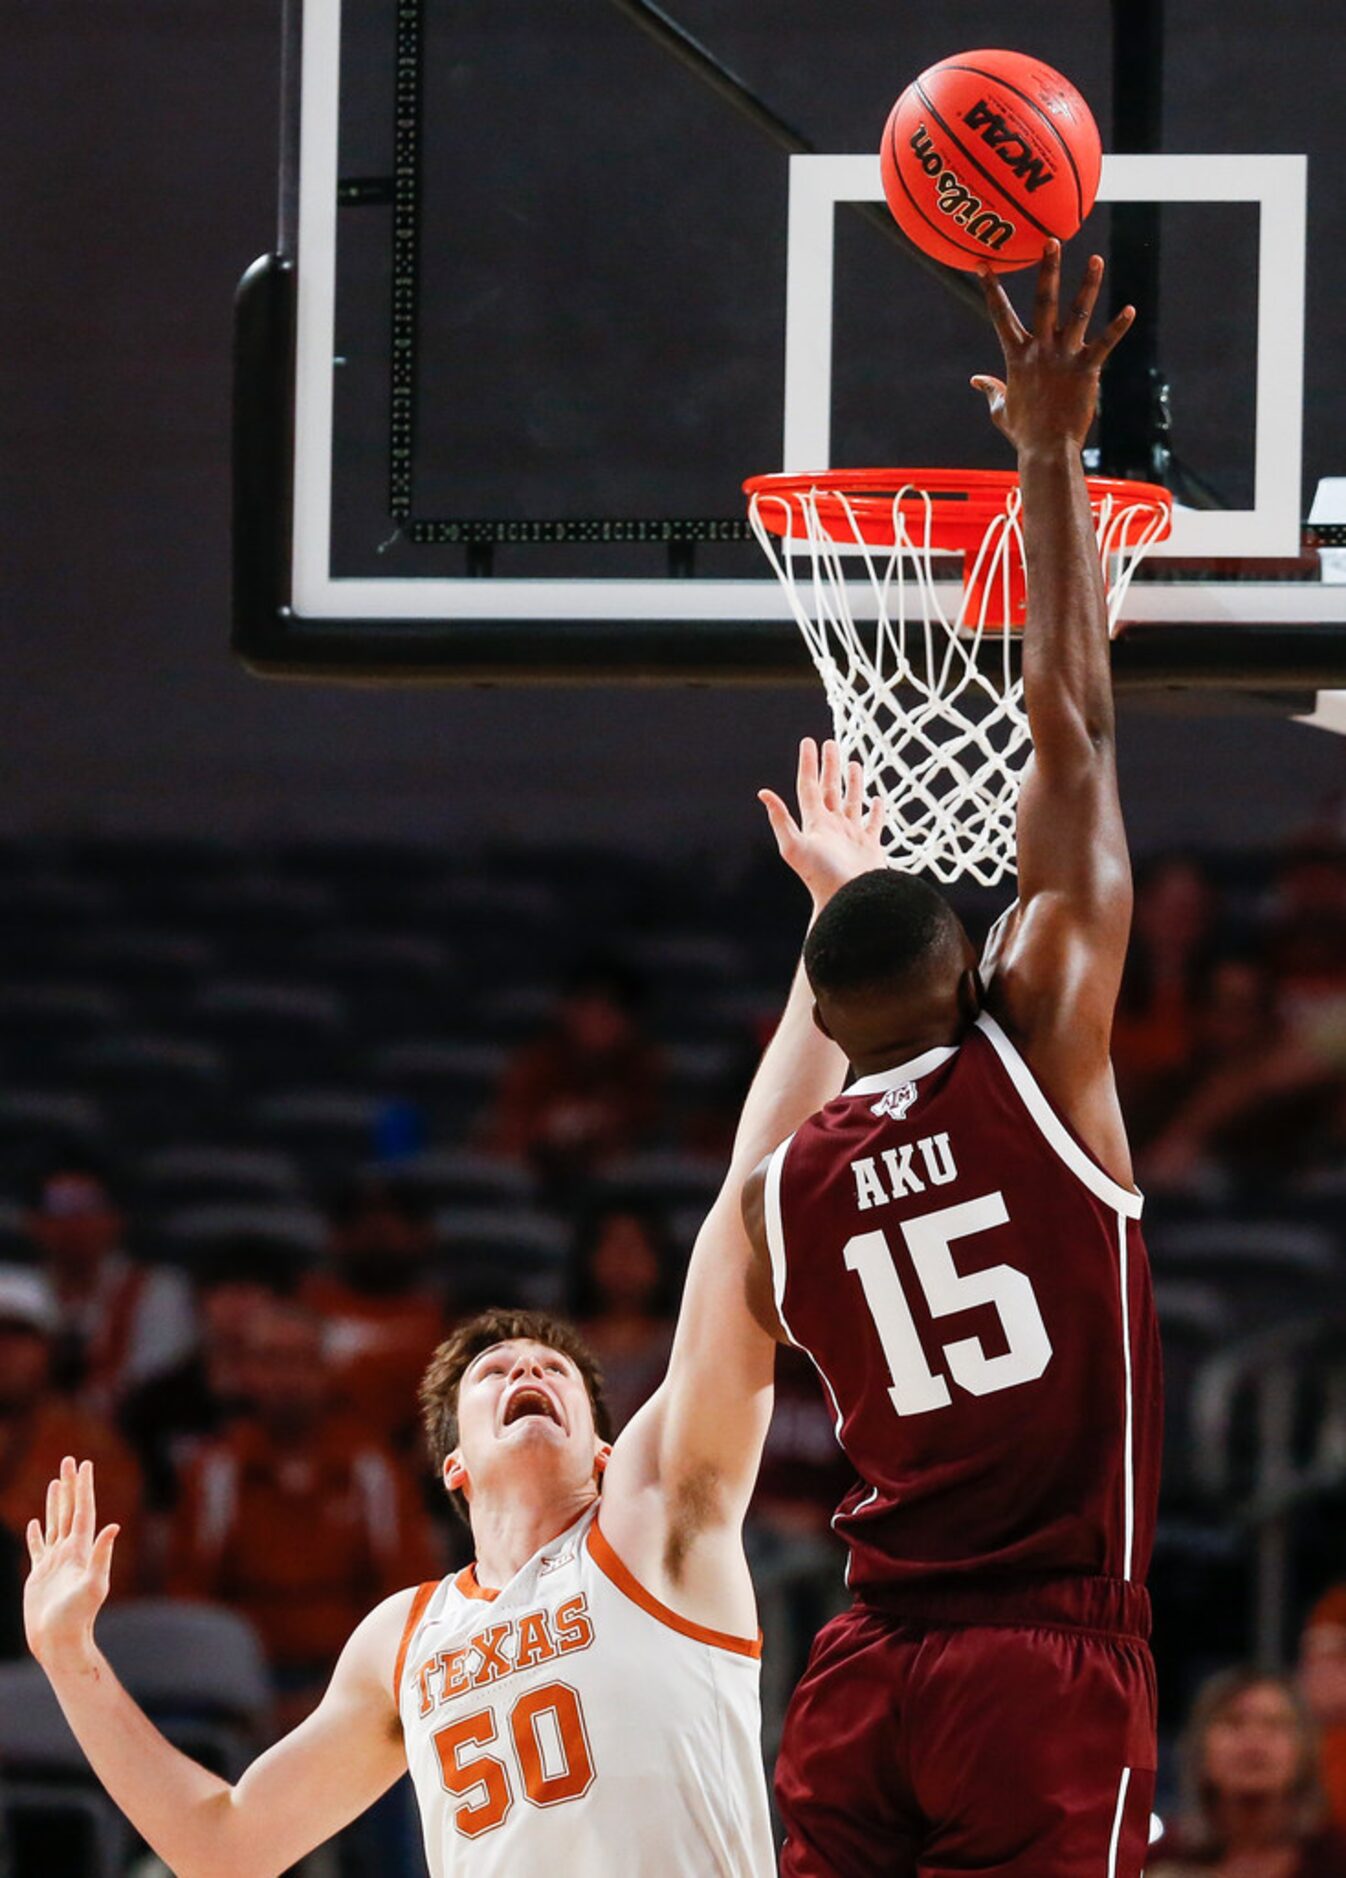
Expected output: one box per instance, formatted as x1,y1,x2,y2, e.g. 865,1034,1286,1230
872,1082,918,1121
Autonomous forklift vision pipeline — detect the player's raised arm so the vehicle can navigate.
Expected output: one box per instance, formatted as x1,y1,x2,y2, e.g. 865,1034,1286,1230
26,1457,411,1878
973,241,1139,1181
601,740,882,1621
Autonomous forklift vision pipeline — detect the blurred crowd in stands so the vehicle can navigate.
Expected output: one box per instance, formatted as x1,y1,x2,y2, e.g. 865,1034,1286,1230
0,832,1344,1869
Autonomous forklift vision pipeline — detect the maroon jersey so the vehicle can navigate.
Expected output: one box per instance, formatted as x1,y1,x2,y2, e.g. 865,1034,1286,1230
764,1009,1161,1599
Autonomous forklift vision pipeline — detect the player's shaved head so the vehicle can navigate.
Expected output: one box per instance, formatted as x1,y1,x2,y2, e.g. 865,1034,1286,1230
804,869,979,1069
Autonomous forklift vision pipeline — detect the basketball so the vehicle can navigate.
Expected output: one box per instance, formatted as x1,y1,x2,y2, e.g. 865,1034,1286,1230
880,49,1101,273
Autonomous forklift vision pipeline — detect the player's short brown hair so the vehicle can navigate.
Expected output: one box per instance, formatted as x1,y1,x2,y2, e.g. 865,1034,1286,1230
418,1308,613,1525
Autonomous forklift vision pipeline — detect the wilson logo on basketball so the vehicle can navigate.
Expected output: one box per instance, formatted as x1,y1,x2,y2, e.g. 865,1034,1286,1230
961,99,1056,194
908,126,1015,252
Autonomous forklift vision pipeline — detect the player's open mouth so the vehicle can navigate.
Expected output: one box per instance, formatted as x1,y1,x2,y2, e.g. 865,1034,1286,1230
502,1386,562,1429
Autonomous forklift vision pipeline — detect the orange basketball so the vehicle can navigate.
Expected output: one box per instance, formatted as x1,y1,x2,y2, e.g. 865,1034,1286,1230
880,49,1101,274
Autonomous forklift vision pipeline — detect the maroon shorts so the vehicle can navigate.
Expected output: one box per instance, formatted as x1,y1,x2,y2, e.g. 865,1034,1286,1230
775,1580,1157,1878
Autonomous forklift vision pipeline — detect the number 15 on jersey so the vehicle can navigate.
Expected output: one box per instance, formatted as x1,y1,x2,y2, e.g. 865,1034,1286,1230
844,1193,1053,1417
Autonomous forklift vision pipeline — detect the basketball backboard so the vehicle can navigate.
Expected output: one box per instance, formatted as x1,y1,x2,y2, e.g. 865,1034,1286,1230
234,0,1346,696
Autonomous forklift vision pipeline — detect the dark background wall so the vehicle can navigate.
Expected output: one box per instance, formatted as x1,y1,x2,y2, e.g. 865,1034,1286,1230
3,0,1343,857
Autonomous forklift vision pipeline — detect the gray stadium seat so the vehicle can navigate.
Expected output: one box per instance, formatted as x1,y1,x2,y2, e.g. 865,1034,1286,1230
134,1144,304,1208
250,1088,389,1166
435,1206,571,1310
95,1599,272,1781
155,1200,327,1266
0,982,128,1053
0,1092,107,1179
1147,1218,1341,1331
0,1661,131,1878
391,1149,534,1209
596,1150,726,1213
369,1041,509,1130
62,1034,231,1147
63,928,220,1008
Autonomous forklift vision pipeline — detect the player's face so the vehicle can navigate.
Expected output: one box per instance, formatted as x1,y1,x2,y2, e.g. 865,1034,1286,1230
451,1339,604,1502
1201,1682,1302,1799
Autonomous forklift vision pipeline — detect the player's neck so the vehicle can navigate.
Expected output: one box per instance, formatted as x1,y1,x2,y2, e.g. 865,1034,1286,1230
847,1013,971,1079
468,1482,600,1591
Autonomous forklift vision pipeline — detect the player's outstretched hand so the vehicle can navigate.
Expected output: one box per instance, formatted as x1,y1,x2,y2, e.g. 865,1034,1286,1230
760,737,885,911
972,240,1134,453
24,1457,119,1673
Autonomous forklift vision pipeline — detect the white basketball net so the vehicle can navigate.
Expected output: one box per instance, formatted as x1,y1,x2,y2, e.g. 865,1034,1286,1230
748,481,1169,887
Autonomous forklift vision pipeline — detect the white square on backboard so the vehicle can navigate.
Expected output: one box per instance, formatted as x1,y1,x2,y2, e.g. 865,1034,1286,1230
782,152,1307,560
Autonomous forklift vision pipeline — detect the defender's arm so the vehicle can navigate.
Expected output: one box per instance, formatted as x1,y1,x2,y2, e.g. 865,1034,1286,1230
973,243,1138,1180
27,1459,411,1878
601,741,880,1627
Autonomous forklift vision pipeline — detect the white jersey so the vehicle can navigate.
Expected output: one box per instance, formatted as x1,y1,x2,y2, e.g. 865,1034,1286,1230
396,1506,775,1876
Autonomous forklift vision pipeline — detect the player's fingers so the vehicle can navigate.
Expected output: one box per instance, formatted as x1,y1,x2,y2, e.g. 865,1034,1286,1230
757,790,801,855
795,736,821,817
970,375,1006,415
91,1525,120,1594
58,1456,77,1542
72,1459,95,1550
978,268,1028,351
1085,303,1136,367
1064,254,1104,342
819,740,844,814
866,797,885,837
26,1518,44,1564
843,759,865,820
45,1474,60,1547
1032,239,1061,339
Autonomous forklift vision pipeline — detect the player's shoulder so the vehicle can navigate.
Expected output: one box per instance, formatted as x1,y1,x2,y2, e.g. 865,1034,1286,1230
340,1581,442,1700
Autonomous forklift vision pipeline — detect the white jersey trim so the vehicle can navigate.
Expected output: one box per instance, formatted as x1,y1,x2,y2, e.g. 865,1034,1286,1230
844,1043,958,1096
1106,1766,1132,1877
975,1011,1144,1220
763,1135,796,1343
1118,1211,1135,1581
763,1138,849,1505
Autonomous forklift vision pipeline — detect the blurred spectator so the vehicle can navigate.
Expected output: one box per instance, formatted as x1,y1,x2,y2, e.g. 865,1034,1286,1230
1263,848,1346,1053
1149,1667,1346,1875
1301,1588,1346,1831
1113,855,1217,1108
751,1346,855,1542
747,1349,853,1701
0,1265,142,1595
482,960,663,1185
25,1162,195,1414
0,1524,23,1659
681,1026,768,1159
119,1239,292,1515
300,1175,450,1452
570,1208,675,1431
166,1298,439,1727
1137,958,1344,1191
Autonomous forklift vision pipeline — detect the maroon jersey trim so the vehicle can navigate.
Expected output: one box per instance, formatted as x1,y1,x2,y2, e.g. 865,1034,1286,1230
976,1012,1144,1220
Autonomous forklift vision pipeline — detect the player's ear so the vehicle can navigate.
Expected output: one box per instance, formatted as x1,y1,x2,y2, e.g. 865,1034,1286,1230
811,1000,835,1041
958,967,984,1023
445,1451,468,1494
593,1441,613,1477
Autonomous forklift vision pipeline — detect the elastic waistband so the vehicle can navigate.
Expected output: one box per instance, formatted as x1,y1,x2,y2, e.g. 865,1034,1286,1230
853,1575,1151,1642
